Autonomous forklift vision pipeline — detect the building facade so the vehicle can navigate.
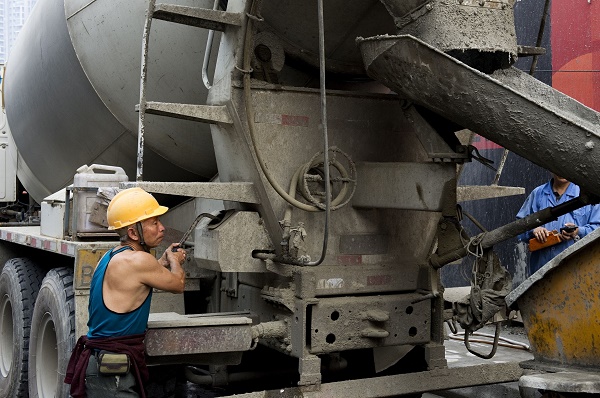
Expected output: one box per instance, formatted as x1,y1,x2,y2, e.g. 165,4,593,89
0,0,37,63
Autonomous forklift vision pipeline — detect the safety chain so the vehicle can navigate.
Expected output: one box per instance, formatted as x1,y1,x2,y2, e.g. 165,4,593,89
465,232,486,259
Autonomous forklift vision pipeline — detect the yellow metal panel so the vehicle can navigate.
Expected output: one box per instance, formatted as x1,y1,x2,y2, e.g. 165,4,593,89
74,247,159,289
518,240,600,367
74,248,110,290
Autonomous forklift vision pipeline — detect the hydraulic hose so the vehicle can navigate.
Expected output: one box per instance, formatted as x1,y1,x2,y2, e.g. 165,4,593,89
242,2,323,212
242,0,333,265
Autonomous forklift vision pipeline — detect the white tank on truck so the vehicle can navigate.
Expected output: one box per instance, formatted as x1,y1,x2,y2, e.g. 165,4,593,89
1,0,600,397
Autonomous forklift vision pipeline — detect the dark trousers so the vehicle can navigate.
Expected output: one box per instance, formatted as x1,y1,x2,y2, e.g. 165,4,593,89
85,354,139,397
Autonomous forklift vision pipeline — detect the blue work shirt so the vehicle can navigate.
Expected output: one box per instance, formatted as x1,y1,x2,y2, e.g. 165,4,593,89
516,181,600,275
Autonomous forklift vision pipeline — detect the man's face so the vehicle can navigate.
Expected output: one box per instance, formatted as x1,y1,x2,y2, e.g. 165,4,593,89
140,216,165,248
552,174,569,184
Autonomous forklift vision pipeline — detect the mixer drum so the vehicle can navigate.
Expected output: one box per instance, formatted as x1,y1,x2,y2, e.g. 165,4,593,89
258,0,396,76
4,0,397,201
4,0,217,201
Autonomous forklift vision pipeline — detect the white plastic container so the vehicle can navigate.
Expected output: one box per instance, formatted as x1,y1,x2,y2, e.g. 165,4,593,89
73,164,128,235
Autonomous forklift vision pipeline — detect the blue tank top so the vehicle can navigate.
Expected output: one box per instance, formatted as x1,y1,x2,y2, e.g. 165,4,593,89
87,246,153,338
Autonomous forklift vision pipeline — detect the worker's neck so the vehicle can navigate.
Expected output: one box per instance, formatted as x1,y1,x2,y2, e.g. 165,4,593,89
122,240,145,252
552,178,570,196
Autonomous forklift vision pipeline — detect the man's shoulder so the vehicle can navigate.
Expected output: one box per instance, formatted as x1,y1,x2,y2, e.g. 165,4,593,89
530,183,548,196
537,180,556,193
111,249,156,269
566,182,581,195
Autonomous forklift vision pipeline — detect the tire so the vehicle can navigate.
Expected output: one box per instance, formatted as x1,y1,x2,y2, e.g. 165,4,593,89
28,267,75,398
0,258,44,398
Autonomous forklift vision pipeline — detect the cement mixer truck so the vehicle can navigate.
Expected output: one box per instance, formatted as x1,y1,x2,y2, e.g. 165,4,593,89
0,0,599,397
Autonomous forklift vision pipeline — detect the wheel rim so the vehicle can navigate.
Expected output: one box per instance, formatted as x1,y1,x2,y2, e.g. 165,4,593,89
35,313,58,398
0,293,14,378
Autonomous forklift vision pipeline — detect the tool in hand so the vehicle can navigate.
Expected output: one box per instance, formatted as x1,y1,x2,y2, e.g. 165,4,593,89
560,225,577,233
172,213,219,252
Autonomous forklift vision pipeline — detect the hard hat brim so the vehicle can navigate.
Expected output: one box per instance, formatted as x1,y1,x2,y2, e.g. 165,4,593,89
108,205,169,230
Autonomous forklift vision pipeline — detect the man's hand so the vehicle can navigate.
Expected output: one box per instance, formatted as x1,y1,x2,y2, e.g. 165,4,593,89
166,244,186,267
533,227,551,243
159,244,186,268
560,223,579,241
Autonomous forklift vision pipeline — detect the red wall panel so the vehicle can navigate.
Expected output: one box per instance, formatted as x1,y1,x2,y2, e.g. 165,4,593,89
552,2,600,110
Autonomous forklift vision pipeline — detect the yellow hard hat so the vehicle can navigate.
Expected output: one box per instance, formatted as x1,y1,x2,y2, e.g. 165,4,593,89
107,187,168,230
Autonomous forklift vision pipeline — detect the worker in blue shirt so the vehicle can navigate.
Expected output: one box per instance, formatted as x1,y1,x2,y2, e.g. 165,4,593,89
516,174,600,276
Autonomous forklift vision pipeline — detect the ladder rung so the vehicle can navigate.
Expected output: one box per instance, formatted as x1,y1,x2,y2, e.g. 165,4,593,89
137,102,233,125
153,4,243,31
121,182,260,204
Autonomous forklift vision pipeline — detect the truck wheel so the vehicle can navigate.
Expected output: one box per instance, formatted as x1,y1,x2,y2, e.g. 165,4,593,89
0,258,44,398
28,267,75,398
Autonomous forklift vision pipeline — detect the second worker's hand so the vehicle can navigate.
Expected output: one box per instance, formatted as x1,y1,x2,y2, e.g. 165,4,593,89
560,223,579,241
533,227,550,243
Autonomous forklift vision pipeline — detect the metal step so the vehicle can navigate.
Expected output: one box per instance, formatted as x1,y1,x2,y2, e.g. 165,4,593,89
121,181,260,204
457,185,525,202
146,312,252,363
136,102,233,124
152,4,243,31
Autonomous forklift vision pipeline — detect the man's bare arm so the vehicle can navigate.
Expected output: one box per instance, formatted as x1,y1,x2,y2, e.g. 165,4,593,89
137,244,186,293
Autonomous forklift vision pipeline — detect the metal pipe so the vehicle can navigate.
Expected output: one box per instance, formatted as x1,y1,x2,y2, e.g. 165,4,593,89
307,0,331,267
253,252,277,261
450,331,530,350
529,0,551,76
242,3,328,213
251,320,287,340
265,0,332,266
201,0,221,89
242,0,331,266
136,0,157,181
492,148,509,186
462,210,488,232
448,335,529,350
0,209,21,216
430,194,599,268
202,30,216,90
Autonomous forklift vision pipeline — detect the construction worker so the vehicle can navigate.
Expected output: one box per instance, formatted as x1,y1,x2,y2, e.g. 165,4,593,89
65,187,186,398
516,173,600,276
